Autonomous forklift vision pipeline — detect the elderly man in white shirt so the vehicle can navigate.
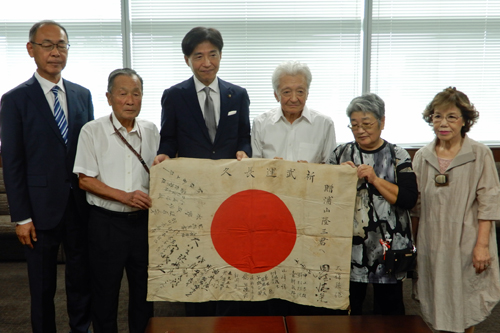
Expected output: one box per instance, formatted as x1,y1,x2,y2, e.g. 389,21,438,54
251,60,336,163
251,61,345,317
73,68,159,333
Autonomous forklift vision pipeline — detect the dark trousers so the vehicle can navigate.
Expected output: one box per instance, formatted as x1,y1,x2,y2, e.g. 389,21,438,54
185,301,217,316
215,300,347,316
25,194,91,333
349,281,405,315
186,301,272,317
265,299,348,316
89,206,153,333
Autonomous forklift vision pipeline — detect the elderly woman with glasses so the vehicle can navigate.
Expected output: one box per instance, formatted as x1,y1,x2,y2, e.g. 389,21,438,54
327,93,418,315
412,87,500,333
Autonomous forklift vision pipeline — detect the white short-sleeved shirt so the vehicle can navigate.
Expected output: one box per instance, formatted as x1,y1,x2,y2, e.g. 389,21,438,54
73,113,160,212
251,105,336,163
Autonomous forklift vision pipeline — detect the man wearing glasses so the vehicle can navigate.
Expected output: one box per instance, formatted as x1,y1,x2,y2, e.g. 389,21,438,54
250,61,338,316
0,20,93,333
252,60,336,164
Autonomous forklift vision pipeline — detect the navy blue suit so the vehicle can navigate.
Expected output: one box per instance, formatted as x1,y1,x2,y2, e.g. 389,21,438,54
0,75,93,333
158,76,251,316
158,76,251,159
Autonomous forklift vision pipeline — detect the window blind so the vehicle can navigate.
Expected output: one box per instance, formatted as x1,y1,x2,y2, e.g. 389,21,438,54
129,0,363,141
2,1,499,145
0,1,123,121
370,0,500,146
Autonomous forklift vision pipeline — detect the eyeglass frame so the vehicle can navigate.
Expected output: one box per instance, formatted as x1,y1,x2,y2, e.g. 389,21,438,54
279,88,308,98
30,41,70,52
431,113,463,123
347,120,378,131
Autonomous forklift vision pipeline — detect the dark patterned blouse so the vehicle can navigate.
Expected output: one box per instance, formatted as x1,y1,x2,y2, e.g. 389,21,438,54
328,140,417,284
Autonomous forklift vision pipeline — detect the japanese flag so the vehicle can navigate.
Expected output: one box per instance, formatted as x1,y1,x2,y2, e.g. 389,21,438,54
148,158,357,310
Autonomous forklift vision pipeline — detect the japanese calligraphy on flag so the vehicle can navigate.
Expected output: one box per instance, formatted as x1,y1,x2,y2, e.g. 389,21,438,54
147,158,357,310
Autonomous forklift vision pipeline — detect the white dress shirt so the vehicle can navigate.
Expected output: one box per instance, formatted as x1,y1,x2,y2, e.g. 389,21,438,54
73,113,160,212
251,105,336,163
34,71,68,121
193,76,221,124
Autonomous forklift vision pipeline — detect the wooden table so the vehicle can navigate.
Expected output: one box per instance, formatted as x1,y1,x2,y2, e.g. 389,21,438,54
286,315,432,333
145,316,287,333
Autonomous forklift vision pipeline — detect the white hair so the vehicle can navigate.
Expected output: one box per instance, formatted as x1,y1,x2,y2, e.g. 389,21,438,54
272,60,312,94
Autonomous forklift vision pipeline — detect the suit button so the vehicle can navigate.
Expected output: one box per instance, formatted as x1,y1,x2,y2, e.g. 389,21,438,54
212,151,215,154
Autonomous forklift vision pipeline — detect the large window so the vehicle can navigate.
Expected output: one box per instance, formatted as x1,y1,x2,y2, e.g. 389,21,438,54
0,1,123,120
370,0,500,146
1,0,499,146
129,1,363,136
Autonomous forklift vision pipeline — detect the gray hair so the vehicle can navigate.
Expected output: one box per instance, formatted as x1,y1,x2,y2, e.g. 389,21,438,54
107,68,143,94
272,60,312,94
346,93,385,121
29,20,69,42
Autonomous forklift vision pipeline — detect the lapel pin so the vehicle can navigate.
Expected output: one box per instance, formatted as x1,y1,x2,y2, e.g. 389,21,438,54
228,94,231,98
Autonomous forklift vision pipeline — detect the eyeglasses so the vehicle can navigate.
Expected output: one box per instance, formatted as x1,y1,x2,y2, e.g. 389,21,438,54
348,121,377,131
280,89,307,98
431,114,462,123
31,41,70,52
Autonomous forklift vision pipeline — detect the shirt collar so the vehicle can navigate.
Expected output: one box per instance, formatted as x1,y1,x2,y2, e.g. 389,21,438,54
273,105,311,124
34,71,65,95
422,134,475,171
109,112,139,135
193,75,219,94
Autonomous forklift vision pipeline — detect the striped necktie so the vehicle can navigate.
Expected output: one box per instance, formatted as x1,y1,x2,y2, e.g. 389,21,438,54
51,86,68,144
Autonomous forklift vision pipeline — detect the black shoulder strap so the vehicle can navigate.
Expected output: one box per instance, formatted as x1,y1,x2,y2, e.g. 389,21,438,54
388,143,397,182
388,142,396,165
335,141,355,164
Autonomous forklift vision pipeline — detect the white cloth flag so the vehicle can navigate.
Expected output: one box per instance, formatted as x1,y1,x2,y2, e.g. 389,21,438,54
148,158,357,310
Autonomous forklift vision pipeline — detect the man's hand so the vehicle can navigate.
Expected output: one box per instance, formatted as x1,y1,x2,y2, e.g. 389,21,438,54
153,154,170,166
236,151,248,161
121,190,152,210
16,221,37,249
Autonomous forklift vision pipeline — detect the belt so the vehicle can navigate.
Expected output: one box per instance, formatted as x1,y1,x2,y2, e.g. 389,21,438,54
91,205,148,220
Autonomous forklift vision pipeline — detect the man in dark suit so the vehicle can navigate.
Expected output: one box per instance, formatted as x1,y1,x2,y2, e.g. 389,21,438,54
153,27,252,316
0,20,93,333
154,26,251,163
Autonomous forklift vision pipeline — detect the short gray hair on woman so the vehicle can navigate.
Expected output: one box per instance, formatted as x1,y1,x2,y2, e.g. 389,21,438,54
346,93,385,121
272,60,312,94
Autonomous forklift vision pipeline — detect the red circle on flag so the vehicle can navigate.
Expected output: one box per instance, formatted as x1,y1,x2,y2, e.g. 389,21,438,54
211,189,297,274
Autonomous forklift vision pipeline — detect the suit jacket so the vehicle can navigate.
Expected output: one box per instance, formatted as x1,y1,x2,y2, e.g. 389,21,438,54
0,75,94,230
158,76,251,159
